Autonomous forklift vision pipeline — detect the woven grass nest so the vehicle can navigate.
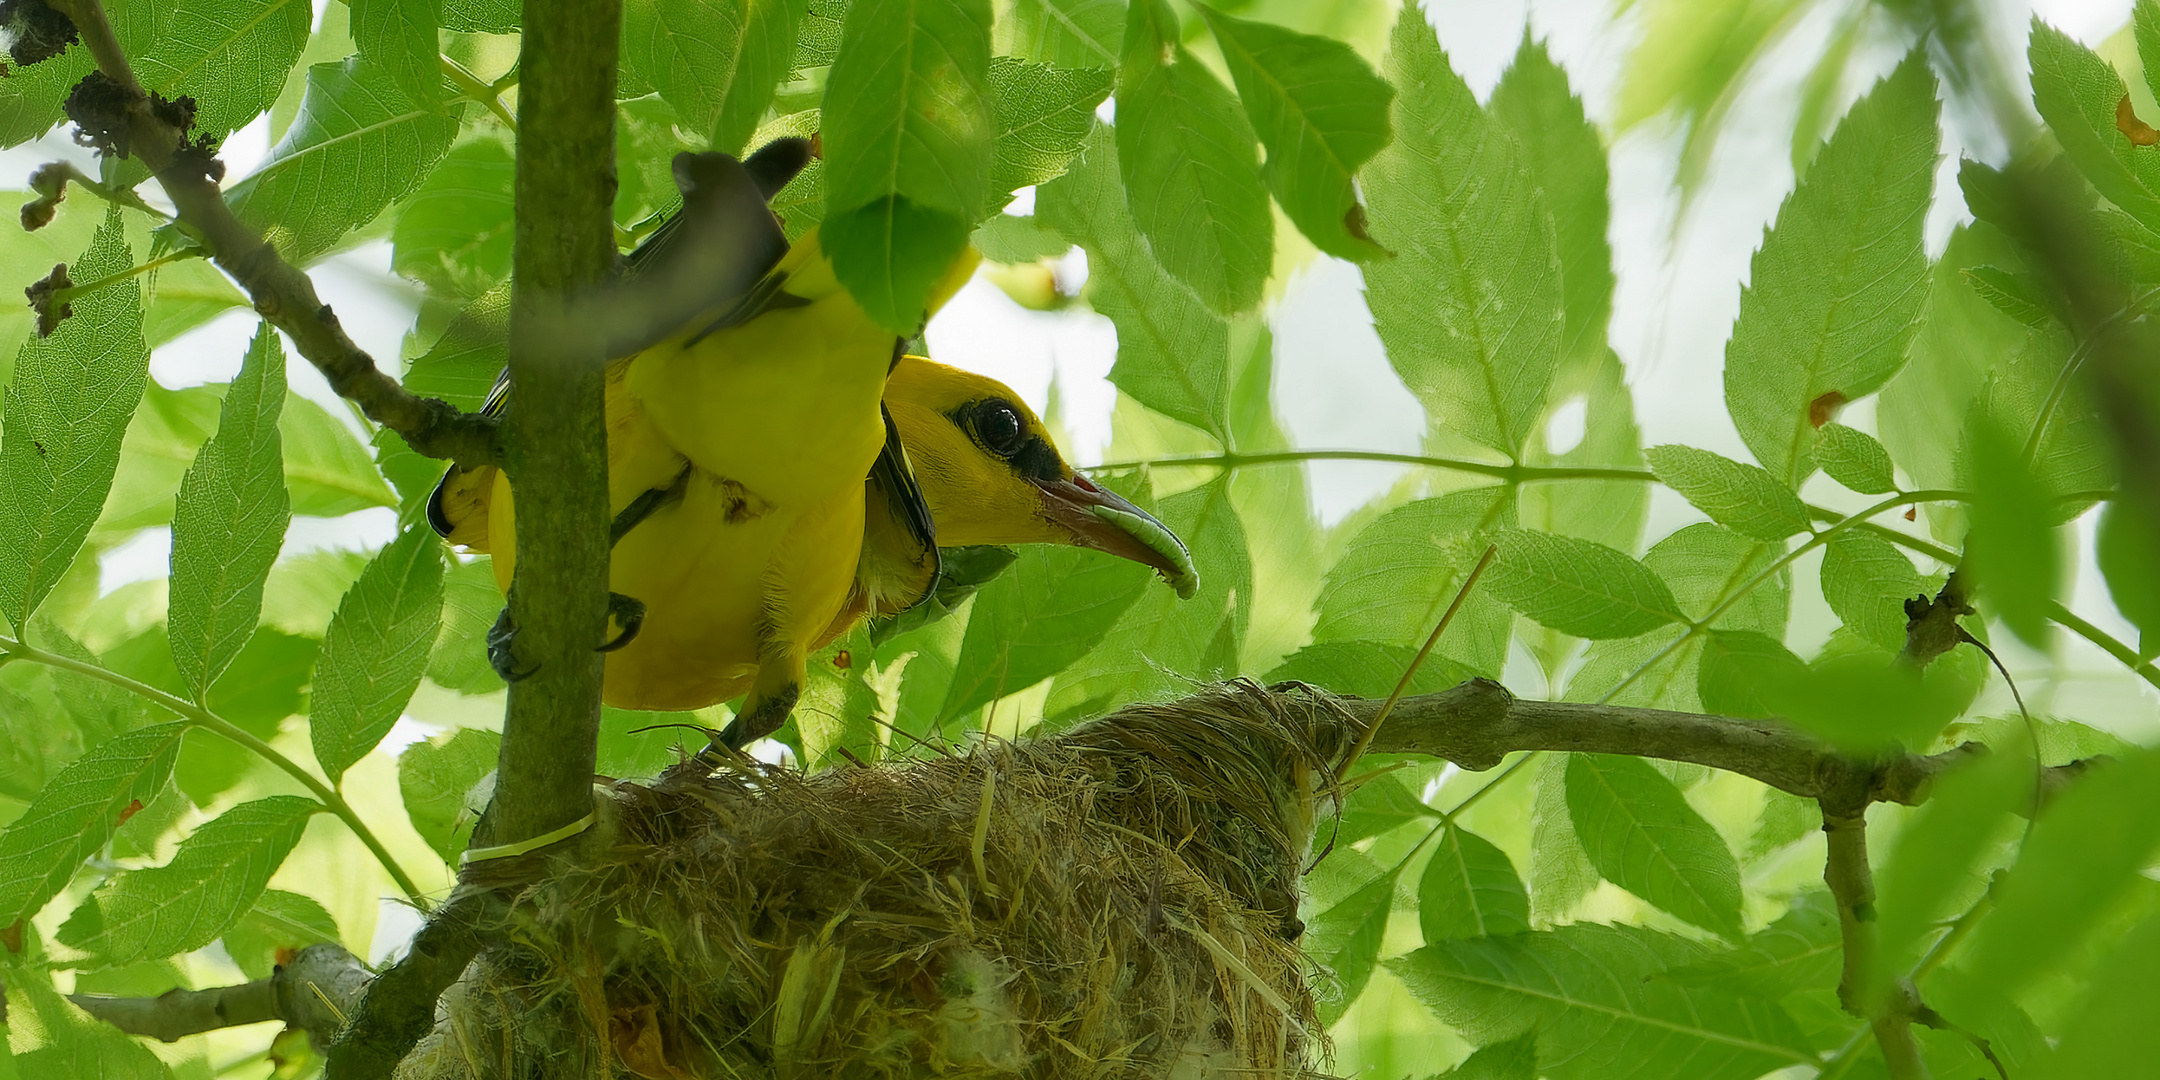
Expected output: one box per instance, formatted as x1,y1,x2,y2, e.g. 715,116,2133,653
398,680,1355,1079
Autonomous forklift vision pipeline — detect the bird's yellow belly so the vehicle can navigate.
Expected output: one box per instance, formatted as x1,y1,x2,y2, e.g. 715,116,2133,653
624,299,891,509
486,468,867,713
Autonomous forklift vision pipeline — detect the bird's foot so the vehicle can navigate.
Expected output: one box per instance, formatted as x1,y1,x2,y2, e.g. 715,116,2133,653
698,686,800,767
598,592,646,653
487,608,539,682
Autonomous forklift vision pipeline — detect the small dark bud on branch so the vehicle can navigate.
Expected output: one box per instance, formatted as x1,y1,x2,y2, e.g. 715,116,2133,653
25,262,71,336
0,0,77,66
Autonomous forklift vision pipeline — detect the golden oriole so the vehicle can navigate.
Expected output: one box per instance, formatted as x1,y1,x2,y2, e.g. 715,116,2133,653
430,142,1195,748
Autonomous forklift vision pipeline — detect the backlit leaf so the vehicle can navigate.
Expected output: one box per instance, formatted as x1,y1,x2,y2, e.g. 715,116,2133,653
1724,56,1935,485
1000,0,1122,68
1813,423,1896,494
169,323,290,700
1965,421,2059,646
1488,529,1683,640
351,0,443,110
60,796,317,966
1876,751,2029,980
1662,891,1841,998
622,0,803,153
987,58,1111,211
1389,924,1813,1080
1038,127,1229,439
1565,753,1743,939
1819,531,1922,652
1197,5,1393,260
1114,0,1272,314
0,208,147,630
311,528,445,783
1695,629,1804,720
393,135,517,297
820,0,993,332
1646,444,1811,540
2097,501,2160,658
1311,488,1514,676
1419,824,1530,942
937,541,1149,722
0,723,186,928
400,727,500,863
1490,34,1613,368
137,0,315,138
222,888,341,980
2030,20,2160,234
228,57,462,264
1304,868,1396,1026
1363,8,1562,456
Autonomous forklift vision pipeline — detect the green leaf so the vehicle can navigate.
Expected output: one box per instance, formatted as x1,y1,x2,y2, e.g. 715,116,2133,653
1695,629,1804,719
1437,1033,1537,1080
393,135,517,297
228,57,463,264
1961,265,2054,330
820,0,993,332
987,58,1111,212
1516,351,1649,654
938,542,1150,721
2030,20,2160,234
1875,751,2029,981
1813,423,1895,494
1263,640,1473,700
1388,924,1812,1080
428,556,507,694
169,323,290,701
1661,891,1841,998
1043,477,1249,718
1327,771,1438,847
1965,421,2059,646
1113,0,1272,314
1310,488,1515,676
1363,7,1562,456
1968,747,2160,995
443,0,518,32
222,888,341,980
311,528,445,783
283,395,399,515
403,285,511,412
1488,529,1683,640
0,723,185,929
1530,755,1598,922
0,208,148,630
1419,824,1530,942
1490,35,1613,368
1770,651,1964,749
999,0,1122,68
1564,753,1744,939
1645,444,1811,540
1196,5,1393,261
1566,524,1789,711
623,0,802,153
2097,501,2160,658
1819,531,1922,652
351,0,444,110
399,727,499,862
16,1022,173,1080
1303,868,1396,1026
1723,55,1936,485
2038,911,2160,1079
971,214,1070,264
1037,127,1230,439
60,796,317,966
137,0,315,138
262,549,371,637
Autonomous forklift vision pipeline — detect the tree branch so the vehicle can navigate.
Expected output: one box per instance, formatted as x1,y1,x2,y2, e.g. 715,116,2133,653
325,890,490,1079
69,943,368,1049
1823,811,1931,1080
1349,678,2091,810
34,0,497,467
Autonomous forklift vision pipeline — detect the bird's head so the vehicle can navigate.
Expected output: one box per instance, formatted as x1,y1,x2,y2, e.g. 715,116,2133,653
886,356,1199,598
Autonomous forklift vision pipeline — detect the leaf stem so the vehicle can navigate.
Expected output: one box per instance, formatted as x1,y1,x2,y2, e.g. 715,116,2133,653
1098,448,1652,484
0,636,428,907
1598,491,1962,705
440,54,517,132
56,249,197,303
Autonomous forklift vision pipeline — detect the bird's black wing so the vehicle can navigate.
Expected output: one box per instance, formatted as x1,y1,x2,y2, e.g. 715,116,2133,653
855,404,941,617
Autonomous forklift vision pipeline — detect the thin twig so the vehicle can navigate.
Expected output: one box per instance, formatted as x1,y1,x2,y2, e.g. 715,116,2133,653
37,0,498,467
1334,543,1496,784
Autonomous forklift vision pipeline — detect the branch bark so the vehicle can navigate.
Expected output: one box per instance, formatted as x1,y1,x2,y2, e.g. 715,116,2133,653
70,943,367,1048
35,0,497,467
1823,811,1931,1080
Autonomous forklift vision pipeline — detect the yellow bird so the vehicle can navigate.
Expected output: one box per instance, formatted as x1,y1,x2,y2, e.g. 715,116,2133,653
431,143,1196,748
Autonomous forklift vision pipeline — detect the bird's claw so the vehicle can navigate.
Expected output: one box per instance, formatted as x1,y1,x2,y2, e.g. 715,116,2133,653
598,592,646,653
487,608,540,682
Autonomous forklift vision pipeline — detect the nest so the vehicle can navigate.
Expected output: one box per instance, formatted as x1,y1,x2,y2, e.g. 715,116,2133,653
397,681,1354,1079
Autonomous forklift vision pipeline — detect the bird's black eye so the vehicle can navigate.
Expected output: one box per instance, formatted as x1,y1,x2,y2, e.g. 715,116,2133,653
972,400,1027,457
